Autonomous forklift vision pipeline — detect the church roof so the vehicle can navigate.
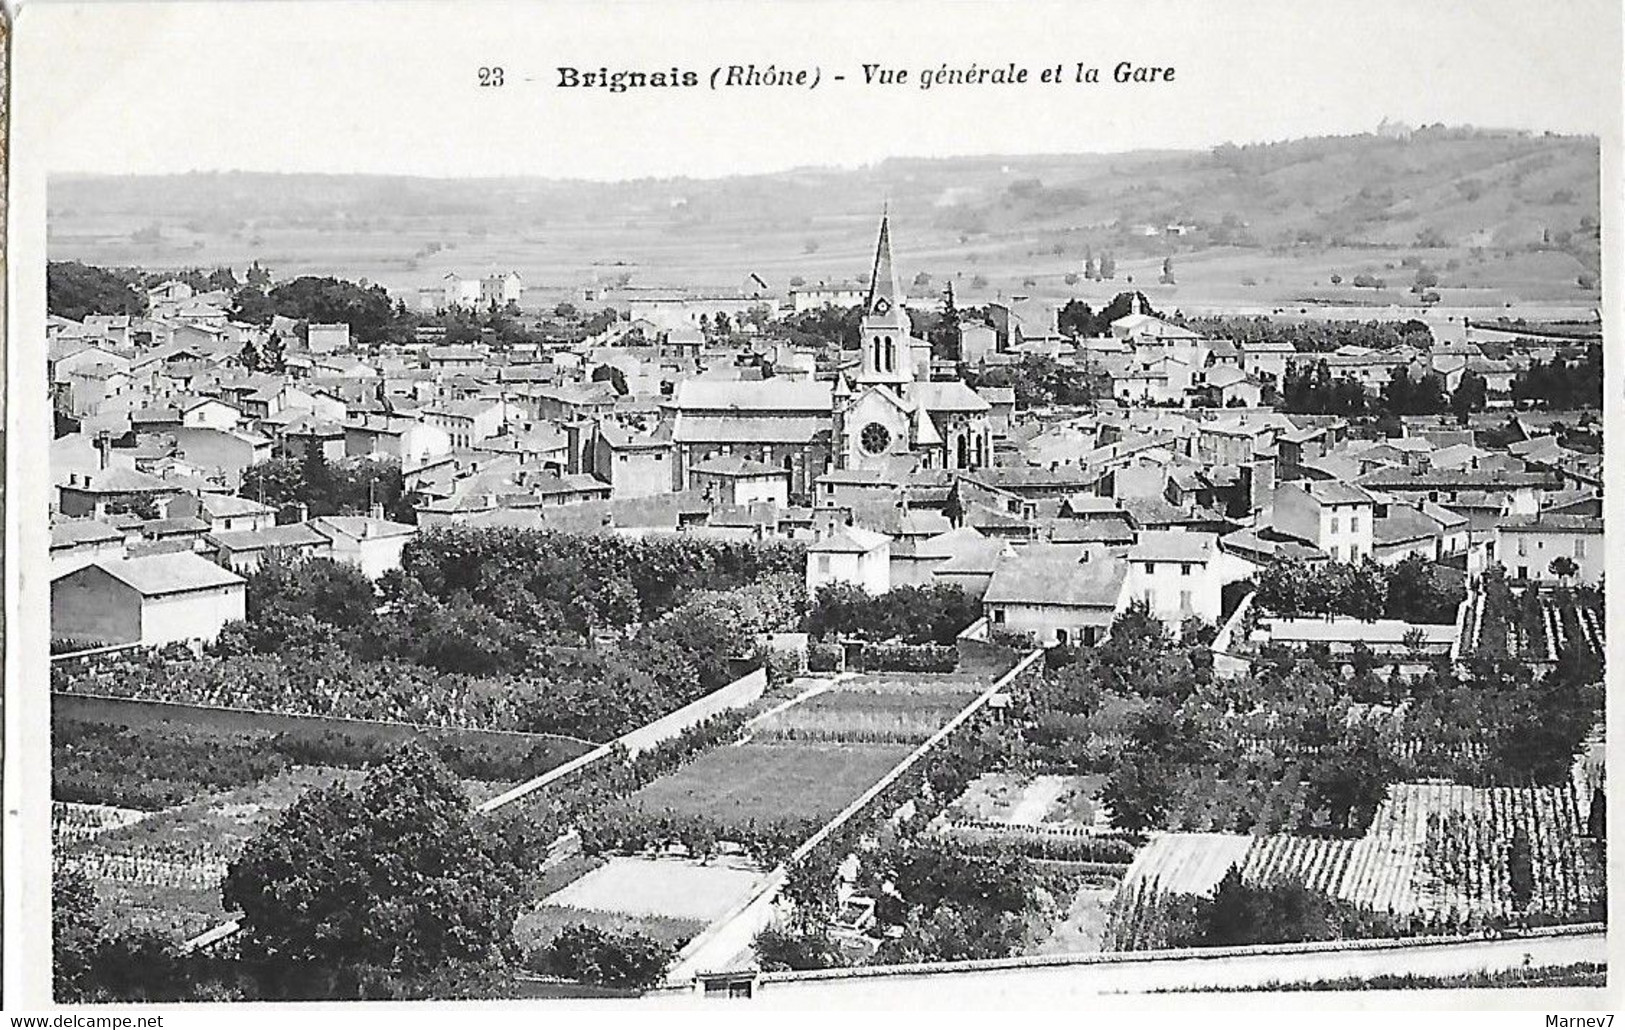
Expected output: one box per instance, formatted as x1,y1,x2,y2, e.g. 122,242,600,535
904,381,991,413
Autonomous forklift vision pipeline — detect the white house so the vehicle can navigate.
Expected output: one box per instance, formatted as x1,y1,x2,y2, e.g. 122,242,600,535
51,553,246,648
1270,480,1376,563
982,544,1127,647
1123,531,1251,629
1492,513,1603,584
309,515,418,580
807,526,891,596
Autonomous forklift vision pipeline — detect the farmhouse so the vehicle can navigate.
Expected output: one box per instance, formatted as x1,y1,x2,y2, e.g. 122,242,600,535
1491,513,1603,584
51,552,246,648
983,544,1127,647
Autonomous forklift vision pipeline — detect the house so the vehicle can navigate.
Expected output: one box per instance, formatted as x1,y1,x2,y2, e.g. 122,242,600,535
689,455,791,508
50,519,127,576
205,523,335,573
1196,365,1262,408
424,398,512,448
806,526,891,596
345,414,453,466
592,422,675,499
57,467,186,520
51,552,246,648
308,515,418,580
1492,513,1603,584
306,323,351,354
170,427,274,489
1124,531,1244,629
480,271,524,309
1269,480,1376,563
983,545,1127,647
196,493,278,534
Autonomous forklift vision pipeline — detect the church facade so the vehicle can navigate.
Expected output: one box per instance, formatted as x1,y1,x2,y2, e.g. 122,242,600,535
831,212,992,475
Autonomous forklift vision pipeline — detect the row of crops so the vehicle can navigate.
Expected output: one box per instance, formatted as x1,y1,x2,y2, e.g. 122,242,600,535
1104,782,1605,949
1470,581,1604,663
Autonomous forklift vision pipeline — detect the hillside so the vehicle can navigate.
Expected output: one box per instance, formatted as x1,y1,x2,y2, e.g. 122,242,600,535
47,127,1601,309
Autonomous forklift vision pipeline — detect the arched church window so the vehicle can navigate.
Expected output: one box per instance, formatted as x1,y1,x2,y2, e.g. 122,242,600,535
861,422,891,454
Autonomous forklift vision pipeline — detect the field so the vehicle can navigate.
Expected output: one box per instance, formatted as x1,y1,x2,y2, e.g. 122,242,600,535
1468,584,1604,664
1105,782,1605,950
622,740,913,826
946,773,1106,828
48,131,1599,307
512,906,707,953
59,766,364,937
750,674,982,744
544,856,761,923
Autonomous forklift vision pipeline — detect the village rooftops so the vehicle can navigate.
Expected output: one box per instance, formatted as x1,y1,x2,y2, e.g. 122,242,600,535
51,519,126,551
206,523,333,554
198,494,277,519
308,515,418,541
63,467,178,495
689,455,786,478
1301,480,1377,506
672,379,832,411
984,545,1127,607
1357,466,1552,490
808,525,889,554
1128,530,1216,564
1496,513,1603,534
61,552,245,597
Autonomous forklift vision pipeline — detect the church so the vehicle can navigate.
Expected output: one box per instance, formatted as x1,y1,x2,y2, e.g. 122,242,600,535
667,212,993,498
832,212,992,474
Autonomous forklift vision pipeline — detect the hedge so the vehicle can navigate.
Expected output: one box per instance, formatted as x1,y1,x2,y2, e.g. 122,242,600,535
858,643,959,673
807,641,844,673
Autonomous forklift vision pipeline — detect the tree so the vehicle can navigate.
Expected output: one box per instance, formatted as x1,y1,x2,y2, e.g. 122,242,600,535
1099,252,1117,279
1549,555,1579,583
1189,867,1342,947
1102,753,1173,832
223,744,527,999
47,261,148,321
532,924,675,991
1451,370,1488,422
591,363,629,395
1160,256,1176,285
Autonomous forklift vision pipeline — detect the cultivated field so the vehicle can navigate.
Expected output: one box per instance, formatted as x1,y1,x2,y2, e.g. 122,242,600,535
750,675,982,744
1105,782,1604,950
543,856,762,923
622,740,913,826
946,773,1106,828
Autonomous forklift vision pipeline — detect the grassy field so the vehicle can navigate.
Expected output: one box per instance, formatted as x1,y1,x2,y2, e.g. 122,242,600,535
543,856,761,923
752,678,981,744
623,740,913,825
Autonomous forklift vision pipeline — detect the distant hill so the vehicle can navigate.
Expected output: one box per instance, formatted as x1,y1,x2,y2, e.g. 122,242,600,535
47,127,1600,308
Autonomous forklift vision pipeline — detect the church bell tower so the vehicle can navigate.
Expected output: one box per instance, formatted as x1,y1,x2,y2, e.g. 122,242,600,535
856,210,913,388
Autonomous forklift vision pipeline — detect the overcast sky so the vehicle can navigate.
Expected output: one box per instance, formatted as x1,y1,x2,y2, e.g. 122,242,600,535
14,0,1621,180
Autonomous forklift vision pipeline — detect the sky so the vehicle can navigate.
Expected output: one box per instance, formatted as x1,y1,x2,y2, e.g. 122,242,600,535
12,0,1622,180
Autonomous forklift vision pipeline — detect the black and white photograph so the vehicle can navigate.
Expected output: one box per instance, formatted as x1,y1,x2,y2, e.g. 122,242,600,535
5,0,1620,1013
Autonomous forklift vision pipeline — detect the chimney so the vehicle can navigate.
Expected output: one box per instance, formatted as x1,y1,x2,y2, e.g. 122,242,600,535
95,430,112,470
369,502,384,520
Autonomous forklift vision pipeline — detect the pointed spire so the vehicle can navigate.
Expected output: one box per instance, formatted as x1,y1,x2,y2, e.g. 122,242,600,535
865,206,904,320
833,373,852,399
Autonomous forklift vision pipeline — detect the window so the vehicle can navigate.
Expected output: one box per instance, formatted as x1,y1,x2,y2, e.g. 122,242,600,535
1518,537,1528,557
1576,539,1587,558
1180,563,1193,576
816,555,831,575
1179,590,1193,612
1329,516,1340,535
992,608,1006,624
1143,562,1155,574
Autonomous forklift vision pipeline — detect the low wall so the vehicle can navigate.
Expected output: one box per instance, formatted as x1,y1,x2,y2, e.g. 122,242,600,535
477,666,767,813
53,691,594,757
620,668,767,758
1209,590,1255,680
733,923,1606,1000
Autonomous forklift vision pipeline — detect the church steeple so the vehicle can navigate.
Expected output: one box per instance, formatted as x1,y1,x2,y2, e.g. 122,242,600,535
857,208,912,387
865,206,905,321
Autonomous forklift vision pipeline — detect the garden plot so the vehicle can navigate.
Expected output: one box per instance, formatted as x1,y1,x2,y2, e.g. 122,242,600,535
1105,782,1605,949
750,674,982,745
53,802,151,845
543,856,762,923
623,740,913,826
947,773,1108,829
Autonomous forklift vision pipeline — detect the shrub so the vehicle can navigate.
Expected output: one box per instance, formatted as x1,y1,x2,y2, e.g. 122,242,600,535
529,924,674,991
807,641,844,673
859,643,959,673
